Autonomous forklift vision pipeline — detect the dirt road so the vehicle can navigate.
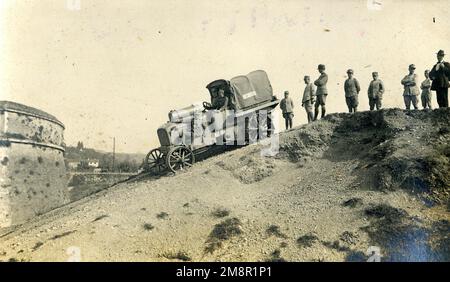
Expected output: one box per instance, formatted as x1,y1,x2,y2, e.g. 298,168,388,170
0,108,448,262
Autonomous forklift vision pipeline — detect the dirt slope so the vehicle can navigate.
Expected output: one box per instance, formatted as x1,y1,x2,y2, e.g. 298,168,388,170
0,108,449,262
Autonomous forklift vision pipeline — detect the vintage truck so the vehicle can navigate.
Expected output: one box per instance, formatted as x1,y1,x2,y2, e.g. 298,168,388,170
144,70,280,173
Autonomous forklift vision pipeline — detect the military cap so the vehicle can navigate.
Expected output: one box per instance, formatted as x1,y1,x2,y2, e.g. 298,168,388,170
437,50,445,56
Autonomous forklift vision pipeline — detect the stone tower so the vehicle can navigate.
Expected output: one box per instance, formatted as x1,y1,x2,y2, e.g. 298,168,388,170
0,101,68,228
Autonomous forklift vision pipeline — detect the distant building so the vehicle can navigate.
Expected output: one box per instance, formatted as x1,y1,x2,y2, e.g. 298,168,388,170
81,159,100,168
66,160,80,170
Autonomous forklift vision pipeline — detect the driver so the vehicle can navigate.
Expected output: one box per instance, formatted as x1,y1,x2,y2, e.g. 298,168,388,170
212,88,229,110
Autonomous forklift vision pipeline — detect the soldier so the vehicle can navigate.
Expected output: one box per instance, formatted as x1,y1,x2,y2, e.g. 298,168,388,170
212,88,229,110
344,69,360,113
401,64,420,110
314,64,328,120
302,76,316,123
280,90,294,130
429,50,450,108
420,70,433,109
367,72,385,110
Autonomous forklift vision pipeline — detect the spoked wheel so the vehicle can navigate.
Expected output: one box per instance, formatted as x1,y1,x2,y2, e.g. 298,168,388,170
166,146,195,173
144,148,166,174
257,112,272,140
245,110,275,144
246,112,259,144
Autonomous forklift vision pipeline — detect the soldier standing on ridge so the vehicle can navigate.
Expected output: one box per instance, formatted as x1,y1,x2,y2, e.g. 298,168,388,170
401,64,420,110
314,64,328,120
421,70,433,109
368,72,385,110
429,49,450,108
302,76,316,123
344,69,360,113
280,90,294,130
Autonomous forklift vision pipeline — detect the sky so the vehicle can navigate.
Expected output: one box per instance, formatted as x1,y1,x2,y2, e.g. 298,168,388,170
1,0,449,153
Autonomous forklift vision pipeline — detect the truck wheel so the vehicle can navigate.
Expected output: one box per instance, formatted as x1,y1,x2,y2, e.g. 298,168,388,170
245,112,259,144
144,148,166,174
166,146,195,173
258,111,272,140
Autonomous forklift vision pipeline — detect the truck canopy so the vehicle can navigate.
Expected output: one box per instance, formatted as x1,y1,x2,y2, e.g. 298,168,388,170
206,70,273,110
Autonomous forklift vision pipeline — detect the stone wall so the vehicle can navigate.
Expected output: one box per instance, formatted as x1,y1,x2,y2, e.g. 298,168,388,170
0,101,68,228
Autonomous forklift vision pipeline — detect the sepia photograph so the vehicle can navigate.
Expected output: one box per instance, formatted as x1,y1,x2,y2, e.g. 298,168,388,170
0,0,449,271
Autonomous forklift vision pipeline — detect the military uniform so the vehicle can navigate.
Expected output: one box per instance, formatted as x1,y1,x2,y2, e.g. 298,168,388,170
401,72,420,110
314,73,328,106
344,77,360,113
280,96,294,129
420,78,433,109
314,68,328,120
302,83,316,123
368,78,384,110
